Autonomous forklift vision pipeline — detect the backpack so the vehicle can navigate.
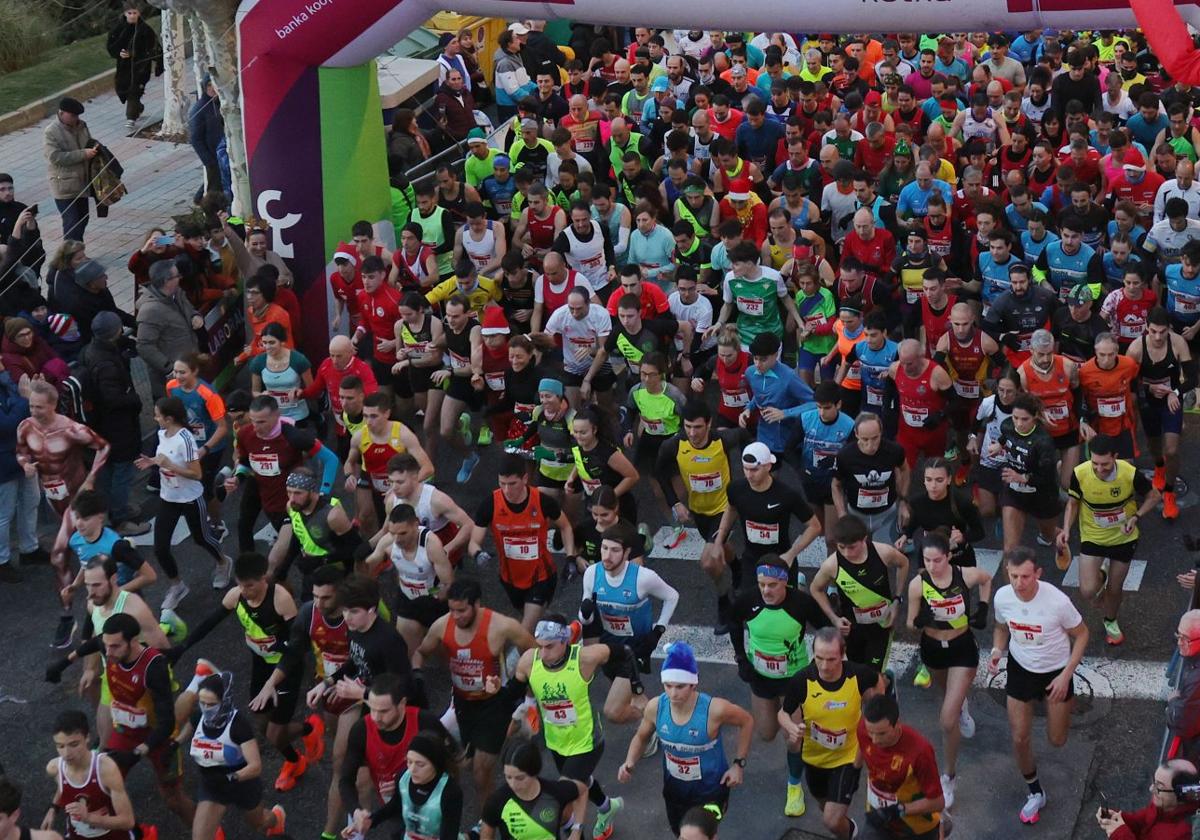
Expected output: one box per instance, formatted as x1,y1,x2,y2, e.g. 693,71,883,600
59,361,92,424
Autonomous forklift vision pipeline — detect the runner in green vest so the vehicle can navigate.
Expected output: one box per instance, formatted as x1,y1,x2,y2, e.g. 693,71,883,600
622,352,687,451
727,555,829,820
488,615,643,840
673,178,718,241
267,470,363,588
411,183,457,279
710,241,799,350
480,739,588,840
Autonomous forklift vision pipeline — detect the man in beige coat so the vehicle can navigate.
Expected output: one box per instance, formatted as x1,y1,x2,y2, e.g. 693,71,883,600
136,260,203,398
43,97,96,243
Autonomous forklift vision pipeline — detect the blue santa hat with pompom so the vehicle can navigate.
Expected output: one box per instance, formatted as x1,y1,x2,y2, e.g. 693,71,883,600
660,641,699,685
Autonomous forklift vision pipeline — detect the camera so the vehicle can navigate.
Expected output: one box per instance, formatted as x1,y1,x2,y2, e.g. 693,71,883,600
1173,771,1200,801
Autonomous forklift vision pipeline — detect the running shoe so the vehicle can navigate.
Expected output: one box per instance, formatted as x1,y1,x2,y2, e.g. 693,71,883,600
785,782,806,817
953,464,970,486
1019,791,1046,824
940,774,956,810
592,796,623,840
638,523,652,554
477,425,493,446
265,804,286,836
302,714,326,763
274,756,307,791
161,581,190,612
211,521,230,543
1036,533,1054,547
524,702,541,736
116,520,151,537
959,699,975,738
1153,465,1167,492
53,615,76,649
211,558,232,589
158,609,188,642
641,731,659,758
1164,491,1180,520
943,443,959,461
458,413,473,446
913,663,931,688
456,452,480,483
1104,618,1125,646
139,825,158,840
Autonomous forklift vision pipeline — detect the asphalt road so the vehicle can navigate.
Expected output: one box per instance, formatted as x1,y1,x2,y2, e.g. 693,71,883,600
1,414,1197,840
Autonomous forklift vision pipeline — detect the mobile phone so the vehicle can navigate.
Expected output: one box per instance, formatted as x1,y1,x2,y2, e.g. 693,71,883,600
155,235,175,247
1099,792,1111,819
28,204,37,215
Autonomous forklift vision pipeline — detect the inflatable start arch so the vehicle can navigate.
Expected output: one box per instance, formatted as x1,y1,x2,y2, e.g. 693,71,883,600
234,0,1200,352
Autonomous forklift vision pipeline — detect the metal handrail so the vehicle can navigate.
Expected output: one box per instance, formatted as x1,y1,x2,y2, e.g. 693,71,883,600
403,115,511,189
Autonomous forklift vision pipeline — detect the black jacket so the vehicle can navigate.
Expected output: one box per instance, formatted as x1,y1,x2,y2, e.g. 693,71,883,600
522,32,567,82
106,18,162,94
78,337,142,460
54,278,135,343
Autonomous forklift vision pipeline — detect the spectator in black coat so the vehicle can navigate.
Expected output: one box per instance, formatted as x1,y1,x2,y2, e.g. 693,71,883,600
106,4,162,126
0,174,44,279
188,77,225,201
78,311,147,533
522,20,567,83
55,260,134,344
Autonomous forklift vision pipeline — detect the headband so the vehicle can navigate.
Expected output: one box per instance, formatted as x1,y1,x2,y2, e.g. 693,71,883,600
285,472,320,493
534,620,571,643
756,564,789,581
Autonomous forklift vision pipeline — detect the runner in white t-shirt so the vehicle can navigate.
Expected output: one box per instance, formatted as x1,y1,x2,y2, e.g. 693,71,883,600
136,397,232,610
536,288,615,409
988,546,1088,827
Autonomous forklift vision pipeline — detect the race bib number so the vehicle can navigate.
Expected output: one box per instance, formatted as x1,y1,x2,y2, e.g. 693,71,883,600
643,418,666,435
1009,620,1044,646
689,472,723,493
1118,322,1144,339
665,753,702,781
450,661,483,692
581,477,601,495
929,595,965,622
905,288,921,305
901,406,929,427
245,634,277,658
485,372,506,391
581,252,605,269
43,478,68,501
953,380,980,399
804,313,828,329
856,487,889,509
753,649,788,676
809,722,848,749
543,699,578,726
1175,293,1200,313
853,602,890,625
267,389,294,407
1043,401,1069,422
249,453,281,477
1093,507,1126,528
449,351,470,370
866,386,884,406
599,612,633,637
190,736,225,767
320,652,347,678
721,389,750,408
371,475,390,493
846,362,862,382
1096,397,1125,418
867,781,898,810
502,536,540,561
735,296,765,317
189,423,208,443
110,701,148,730
745,520,779,546
399,576,432,598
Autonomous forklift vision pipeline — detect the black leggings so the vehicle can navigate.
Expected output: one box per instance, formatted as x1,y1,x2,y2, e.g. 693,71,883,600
237,480,286,554
155,497,225,579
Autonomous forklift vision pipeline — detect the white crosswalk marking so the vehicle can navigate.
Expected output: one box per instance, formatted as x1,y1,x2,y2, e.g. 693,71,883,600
653,624,1172,701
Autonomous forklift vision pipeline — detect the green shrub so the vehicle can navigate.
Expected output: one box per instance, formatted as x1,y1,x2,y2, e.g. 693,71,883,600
0,0,56,72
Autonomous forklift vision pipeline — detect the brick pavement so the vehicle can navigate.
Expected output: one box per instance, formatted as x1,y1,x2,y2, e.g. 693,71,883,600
0,76,203,313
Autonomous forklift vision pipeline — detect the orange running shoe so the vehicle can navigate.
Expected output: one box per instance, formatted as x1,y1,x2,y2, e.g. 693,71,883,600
302,714,326,763
214,829,225,840
954,464,970,486
265,805,287,836
1153,465,1167,492
1164,491,1180,520
139,825,158,840
524,702,541,735
274,755,307,791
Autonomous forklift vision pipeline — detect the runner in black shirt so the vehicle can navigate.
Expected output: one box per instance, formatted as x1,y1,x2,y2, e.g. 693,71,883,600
1051,285,1106,363
897,458,985,568
832,414,910,545
316,574,412,705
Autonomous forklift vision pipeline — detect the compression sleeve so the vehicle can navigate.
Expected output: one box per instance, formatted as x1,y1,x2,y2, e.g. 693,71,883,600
172,605,233,655
142,656,176,750
654,436,683,507
310,443,339,495
637,567,680,627
277,601,315,679
338,720,368,811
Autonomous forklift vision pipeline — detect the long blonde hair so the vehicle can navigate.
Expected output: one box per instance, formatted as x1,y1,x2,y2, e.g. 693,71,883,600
50,240,85,271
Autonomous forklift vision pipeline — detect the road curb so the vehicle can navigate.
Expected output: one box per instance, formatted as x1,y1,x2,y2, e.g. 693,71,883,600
0,68,117,136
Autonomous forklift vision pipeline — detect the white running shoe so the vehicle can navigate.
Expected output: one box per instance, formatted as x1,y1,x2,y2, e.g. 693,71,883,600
161,581,190,611
958,699,976,739
1019,791,1046,824
211,558,232,589
940,774,955,810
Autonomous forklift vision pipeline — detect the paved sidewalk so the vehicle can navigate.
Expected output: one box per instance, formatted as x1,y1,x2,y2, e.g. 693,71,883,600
0,75,203,313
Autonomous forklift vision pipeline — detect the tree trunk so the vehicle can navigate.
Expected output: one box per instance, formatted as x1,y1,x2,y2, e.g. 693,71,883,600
157,8,189,141
188,10,212,98
146,0,248,213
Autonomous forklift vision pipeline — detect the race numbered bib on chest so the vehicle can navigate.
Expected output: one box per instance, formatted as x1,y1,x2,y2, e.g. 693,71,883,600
599,612,633,636
502,536,540,561
953,380,980,399
866,781,898,810
856,487,889,509
665,752,702,781
1009,620,1044,645
745,520,780,546
735,296,765,317
721,389,750,408
865,386,884,406
1092,507,1126,528
809,722,848,750
929,594,965,622
190,736,226,767
853,602,890,625
905,288,922,305
245,634,277,658
543,699,578,726
901,406,929,427
1043,402,1069,421
1096,397,1125,418
42,478,68,501
110,700,148,729
399,576,432,598
643,417,666,435
752,648,788,677
450,660,484,692
1176,293,1200,313
485,372,506,391
249,453,281,477
689,472,723,493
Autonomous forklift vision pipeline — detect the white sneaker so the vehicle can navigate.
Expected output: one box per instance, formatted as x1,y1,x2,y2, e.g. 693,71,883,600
211,558,232,589
940,774,955,810
958,699,976,739
1019,791,1046,824
161,580,190,611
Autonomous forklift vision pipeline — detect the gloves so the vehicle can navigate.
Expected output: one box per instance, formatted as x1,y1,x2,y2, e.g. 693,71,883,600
912,612,929,630
163,645,186,665
45,658,70,684
970,601,989,630
409,669,429,709
1001,332,1021,351
922,410,944,429
474,550,494,569
651,625,666,646
736,657,754,683
866,804,902,829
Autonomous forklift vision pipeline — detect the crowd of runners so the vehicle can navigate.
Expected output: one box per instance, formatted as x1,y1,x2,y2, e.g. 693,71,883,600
5,18,1200,840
